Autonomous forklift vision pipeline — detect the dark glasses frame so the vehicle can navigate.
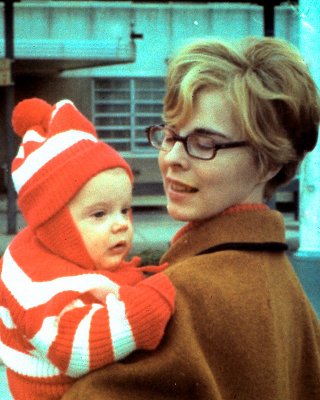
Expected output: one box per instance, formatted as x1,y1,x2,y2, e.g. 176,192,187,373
146,125,249,160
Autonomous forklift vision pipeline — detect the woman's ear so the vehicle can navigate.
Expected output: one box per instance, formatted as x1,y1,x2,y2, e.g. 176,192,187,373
260,165,282,184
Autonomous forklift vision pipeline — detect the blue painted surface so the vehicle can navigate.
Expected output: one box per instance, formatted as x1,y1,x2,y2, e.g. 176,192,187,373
289,252,320,318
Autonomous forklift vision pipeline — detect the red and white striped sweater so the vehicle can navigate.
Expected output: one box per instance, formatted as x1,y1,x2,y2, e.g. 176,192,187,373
0,227,175,400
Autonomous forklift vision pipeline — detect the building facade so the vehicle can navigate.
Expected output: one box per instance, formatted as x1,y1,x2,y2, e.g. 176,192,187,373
0,1,298,201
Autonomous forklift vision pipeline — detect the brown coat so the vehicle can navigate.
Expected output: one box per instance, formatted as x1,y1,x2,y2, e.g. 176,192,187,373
62,208,320,400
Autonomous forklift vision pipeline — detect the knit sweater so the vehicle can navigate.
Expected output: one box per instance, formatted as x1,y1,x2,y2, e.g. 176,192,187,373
61,206,320,400
0,227,175,400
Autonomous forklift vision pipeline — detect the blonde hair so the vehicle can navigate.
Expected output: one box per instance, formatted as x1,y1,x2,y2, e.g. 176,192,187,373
164,37,320,198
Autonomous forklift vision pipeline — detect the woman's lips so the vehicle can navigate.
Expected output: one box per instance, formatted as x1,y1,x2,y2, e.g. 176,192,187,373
166,179,198,202
167,179,198,194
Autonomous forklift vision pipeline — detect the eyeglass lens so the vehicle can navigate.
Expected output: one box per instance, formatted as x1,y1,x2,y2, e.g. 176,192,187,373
150,127,216,159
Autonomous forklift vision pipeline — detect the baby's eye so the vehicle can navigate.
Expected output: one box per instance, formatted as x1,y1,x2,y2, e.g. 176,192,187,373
92,210,106,219
122,207,131,215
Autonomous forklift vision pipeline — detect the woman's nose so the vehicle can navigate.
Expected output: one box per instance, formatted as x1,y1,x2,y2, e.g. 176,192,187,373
162,141,189,167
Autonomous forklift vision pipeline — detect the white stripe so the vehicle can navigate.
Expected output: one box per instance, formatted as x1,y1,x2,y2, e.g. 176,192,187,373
106,294,136,361
0,364,12,399
15,146,24,160
22,129,46,144
0,341,60,378
30,316,59,358
12,129,97,192
0,307,16,329
30,300,88,364
2,249,119,310
66,304,101,378
15,130,46,161
50,99,74,121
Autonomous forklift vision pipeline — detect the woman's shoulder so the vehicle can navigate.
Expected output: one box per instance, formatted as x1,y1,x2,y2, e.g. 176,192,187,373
165,250,268,311
166,247,319,340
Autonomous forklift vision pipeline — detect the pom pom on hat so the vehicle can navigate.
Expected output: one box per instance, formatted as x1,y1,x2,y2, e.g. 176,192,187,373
11,97,133,229
12,98,52,138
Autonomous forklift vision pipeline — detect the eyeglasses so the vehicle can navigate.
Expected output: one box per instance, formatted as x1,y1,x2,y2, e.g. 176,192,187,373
146,125,249,161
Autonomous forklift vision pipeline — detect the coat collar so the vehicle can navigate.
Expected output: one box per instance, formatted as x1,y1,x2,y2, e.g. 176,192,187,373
161,206,286,264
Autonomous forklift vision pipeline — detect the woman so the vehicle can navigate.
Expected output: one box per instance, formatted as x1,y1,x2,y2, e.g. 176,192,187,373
62,37,320,400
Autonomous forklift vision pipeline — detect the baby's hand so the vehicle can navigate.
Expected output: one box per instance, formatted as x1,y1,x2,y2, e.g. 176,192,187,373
89,284,119,302
87,276,120,303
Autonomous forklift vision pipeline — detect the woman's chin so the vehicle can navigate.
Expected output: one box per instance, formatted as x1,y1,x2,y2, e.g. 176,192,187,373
166,203,194,222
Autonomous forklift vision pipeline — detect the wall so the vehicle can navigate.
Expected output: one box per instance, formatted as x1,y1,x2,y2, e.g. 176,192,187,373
0,1,298,194
62,2,298,78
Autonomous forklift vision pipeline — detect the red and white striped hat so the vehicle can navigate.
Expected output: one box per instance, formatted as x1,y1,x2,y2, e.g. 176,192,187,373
11,98,133,229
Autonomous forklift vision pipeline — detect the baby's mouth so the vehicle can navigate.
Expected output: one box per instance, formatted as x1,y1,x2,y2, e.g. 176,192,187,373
110,241,127,252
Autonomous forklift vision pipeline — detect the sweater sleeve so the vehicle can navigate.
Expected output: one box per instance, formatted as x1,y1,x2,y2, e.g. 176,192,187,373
44,272,175,377
0,248,175,379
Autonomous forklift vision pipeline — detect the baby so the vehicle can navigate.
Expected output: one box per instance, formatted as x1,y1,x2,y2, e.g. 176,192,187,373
0,98,175,400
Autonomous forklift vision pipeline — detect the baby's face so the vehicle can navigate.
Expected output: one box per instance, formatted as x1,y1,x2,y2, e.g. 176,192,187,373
68,168,133,271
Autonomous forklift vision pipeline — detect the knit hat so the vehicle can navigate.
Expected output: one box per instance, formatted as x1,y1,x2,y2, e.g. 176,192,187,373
11,98,133,229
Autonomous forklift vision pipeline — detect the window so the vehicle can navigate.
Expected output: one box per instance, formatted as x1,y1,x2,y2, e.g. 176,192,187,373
92,78,165,154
